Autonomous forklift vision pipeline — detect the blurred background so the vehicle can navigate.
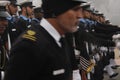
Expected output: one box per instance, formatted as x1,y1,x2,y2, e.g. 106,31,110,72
89,0,120,26
17,0,120,26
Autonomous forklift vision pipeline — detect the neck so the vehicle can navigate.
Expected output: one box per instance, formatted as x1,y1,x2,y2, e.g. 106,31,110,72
22,12,28,18
46,18,65,36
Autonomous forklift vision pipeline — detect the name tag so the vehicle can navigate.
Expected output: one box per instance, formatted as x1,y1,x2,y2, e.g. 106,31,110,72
27,25,31,28
53,69,65,75
12,29,16,31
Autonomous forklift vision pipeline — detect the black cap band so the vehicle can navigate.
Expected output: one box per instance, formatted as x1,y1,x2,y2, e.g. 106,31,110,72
20,2,35,8
0,6,6,11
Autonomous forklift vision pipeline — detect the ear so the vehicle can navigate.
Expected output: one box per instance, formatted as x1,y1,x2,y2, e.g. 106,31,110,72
6,4,9,11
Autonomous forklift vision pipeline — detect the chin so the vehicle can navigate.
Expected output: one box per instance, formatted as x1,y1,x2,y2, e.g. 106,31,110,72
70,27,78,33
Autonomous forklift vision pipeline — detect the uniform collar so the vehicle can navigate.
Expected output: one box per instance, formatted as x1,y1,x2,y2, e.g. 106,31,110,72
40,18,61,46
32,18,40,23
20,15,29,20
7,16,12,20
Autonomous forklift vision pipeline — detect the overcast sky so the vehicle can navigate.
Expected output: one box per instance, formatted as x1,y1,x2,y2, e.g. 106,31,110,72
17,0,120,26
89,0,120,26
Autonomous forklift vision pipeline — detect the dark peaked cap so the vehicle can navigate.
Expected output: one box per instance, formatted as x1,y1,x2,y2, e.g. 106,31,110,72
42,0,86,18
9,0,19,6
0,6,6,11
0,6,11,18
20,1,35,8
81,2,90,9
34,7,43,13
80,2,93,12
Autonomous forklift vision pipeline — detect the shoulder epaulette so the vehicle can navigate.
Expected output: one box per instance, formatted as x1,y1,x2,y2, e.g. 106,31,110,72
22,30,37,41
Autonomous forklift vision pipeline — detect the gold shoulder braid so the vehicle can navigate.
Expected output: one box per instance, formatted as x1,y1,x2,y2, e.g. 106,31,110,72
22,30,37,41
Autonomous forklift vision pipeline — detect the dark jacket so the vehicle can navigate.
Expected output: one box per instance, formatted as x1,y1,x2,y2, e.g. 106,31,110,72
4,24,77,80
15,17,31,36
7,17,19,44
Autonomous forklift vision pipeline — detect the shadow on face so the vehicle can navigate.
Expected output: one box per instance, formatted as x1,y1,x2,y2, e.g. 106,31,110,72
0,17,8,35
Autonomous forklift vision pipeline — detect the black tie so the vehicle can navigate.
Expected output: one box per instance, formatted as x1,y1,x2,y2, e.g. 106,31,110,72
59,37,72,73
59,37,69,56
59,37,66,48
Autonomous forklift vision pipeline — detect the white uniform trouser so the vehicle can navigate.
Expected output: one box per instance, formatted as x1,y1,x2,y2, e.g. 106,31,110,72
1,71,4,80
105,65,114,76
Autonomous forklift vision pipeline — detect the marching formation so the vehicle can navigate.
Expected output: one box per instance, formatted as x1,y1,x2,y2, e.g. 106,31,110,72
0,0,120,80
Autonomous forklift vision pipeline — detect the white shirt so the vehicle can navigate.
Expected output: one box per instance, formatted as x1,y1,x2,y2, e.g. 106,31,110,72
40,18,61,47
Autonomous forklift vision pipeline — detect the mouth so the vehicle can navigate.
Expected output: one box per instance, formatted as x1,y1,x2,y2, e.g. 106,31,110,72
75,21,79,26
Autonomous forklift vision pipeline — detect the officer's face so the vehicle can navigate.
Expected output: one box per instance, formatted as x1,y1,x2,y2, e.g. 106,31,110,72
0,17,8,35
99,17,105,23
83,10,91,19
8,4,18,15
56,5,83,34
26,6,33,16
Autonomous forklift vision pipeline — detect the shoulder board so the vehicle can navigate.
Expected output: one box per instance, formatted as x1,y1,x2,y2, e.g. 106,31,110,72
22,30,37,41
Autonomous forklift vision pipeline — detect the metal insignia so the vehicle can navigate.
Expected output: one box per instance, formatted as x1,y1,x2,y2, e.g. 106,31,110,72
22,30,36,41
27,30,36,35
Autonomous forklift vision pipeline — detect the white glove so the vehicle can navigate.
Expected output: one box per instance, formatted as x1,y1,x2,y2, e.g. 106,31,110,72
116,42,120,49
73,69,81,80
94,53,100,61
